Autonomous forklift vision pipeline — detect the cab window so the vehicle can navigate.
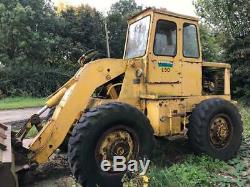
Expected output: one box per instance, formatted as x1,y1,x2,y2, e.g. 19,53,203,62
154,20,177,56
183,23,199,58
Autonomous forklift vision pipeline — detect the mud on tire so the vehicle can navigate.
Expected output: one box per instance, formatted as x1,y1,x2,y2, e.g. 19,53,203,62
188,98,243,160
68,102,154,187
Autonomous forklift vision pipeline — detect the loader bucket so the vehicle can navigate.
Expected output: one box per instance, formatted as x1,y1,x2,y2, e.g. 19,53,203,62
0,123,18,187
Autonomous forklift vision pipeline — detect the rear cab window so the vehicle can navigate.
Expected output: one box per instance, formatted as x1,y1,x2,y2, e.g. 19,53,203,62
183,23,199,58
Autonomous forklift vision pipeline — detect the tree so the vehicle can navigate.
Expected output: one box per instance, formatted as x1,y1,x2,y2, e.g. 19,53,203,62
199,24,222,61
195,0,250,102
0,0,73,97
0,0,143,97
195,0,250,38
0,0,109,97
56,5,106,63
107,0,142,58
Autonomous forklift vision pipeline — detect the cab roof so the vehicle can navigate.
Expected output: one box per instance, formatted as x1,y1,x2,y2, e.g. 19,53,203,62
128,8,199,23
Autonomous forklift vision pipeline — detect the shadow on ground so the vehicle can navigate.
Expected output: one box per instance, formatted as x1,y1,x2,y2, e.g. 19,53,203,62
151,138,193,168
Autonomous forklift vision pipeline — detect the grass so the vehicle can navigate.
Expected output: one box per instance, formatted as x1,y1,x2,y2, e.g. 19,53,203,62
149,156,228,187
26,126,39,138
148,104,250,187
0,97,45,110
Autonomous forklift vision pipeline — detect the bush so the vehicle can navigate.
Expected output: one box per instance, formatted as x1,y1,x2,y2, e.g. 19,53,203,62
0,64,74,97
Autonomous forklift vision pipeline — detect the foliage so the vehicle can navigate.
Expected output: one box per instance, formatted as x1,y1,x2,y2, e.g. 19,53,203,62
195,0,249,38
107,0,142,58
0,96,45,110
239,103,250,138
0,0,107,97
58,5,106,62
0,0,249,102
149,155,227,187
195,0,250,102
229,35,250,101
0,0,72,97
0,0,142,97
199,24,223,61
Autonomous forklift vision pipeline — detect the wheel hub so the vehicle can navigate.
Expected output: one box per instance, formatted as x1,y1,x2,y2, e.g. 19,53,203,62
95,127,137,171
110,140,130,157
210,116,232,148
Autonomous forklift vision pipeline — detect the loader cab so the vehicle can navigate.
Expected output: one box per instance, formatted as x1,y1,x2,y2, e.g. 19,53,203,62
124,8,203,97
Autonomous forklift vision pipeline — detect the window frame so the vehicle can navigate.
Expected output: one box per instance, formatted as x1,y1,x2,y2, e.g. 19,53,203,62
124,15,151,59
153,19,178,57
182,22,200,59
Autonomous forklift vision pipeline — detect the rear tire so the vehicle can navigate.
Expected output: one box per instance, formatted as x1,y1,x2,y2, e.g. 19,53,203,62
68,102,154,187
188,98,243,160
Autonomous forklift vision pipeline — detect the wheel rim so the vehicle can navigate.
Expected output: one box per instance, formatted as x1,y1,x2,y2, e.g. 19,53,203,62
95,125,139,173
209,114,233,149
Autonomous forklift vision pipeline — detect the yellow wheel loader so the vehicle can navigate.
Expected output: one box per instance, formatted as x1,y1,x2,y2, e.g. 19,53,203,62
0,8,243,187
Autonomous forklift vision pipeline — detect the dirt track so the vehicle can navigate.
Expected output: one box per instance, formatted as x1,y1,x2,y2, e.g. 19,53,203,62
0,107,48,124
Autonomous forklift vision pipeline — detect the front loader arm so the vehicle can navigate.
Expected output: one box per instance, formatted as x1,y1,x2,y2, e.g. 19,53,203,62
27,59,127,163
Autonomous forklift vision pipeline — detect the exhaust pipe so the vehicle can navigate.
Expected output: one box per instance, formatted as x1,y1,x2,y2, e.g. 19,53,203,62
0,123,18,187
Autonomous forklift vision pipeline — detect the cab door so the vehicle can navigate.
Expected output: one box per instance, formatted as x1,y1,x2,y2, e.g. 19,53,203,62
180,20,202,96
147,14,182,96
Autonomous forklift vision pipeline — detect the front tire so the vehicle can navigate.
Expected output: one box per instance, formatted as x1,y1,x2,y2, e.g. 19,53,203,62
68,102,154,187
188,98,243,160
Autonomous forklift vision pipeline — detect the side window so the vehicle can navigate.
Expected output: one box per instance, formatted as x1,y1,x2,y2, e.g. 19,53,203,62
154,20,177,56
183,23,199,58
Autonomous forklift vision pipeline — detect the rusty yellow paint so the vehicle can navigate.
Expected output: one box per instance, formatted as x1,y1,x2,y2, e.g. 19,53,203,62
25,8,232,164
202,61,231,68
46,76,76,100
224,68,231,95
181,62,202,96
118,59,145,108
46,87,67,107
146,100,182,136
29,59,127,163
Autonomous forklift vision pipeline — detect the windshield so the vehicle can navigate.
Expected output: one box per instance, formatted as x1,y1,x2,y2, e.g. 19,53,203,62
125,16,150,59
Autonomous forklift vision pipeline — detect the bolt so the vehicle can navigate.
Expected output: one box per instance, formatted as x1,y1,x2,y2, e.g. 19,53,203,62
106,75,111,80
